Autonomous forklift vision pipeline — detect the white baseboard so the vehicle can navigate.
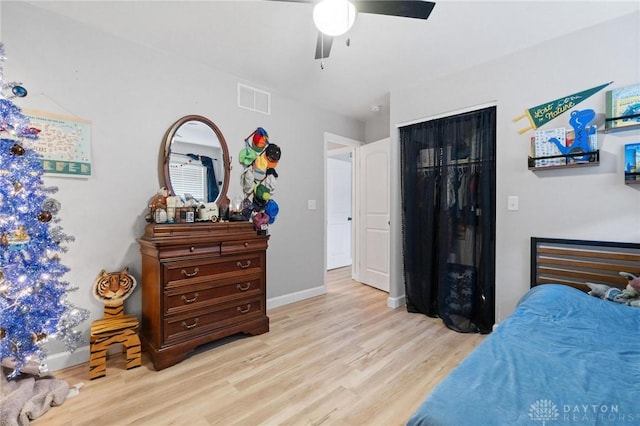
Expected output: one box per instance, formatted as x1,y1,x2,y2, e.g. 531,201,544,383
387,294,405,309
267,285,326,310
45,345,91,373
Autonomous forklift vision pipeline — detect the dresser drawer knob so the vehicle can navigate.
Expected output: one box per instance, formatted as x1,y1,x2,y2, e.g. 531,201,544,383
236,260,251,269
181,292,199,303
189,246,196,252
237,282,251,291
181,267,200,278
237,304,251,314
181,318,199,329
244,242,249,247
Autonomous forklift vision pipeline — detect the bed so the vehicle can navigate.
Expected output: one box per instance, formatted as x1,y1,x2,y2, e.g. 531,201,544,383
407,238,640,426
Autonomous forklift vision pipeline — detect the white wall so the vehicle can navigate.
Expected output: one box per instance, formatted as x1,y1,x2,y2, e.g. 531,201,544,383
390,11,640,323
364,93,391,143
1,1,364,369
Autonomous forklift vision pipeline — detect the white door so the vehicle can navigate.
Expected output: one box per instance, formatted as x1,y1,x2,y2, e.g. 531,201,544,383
327,156,352,270
359,138,390,292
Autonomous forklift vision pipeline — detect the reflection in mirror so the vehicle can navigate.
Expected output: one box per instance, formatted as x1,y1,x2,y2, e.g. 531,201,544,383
170,122,222,202
162,115,230,205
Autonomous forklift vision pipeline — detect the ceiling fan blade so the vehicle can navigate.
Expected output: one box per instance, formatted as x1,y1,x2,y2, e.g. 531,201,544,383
315,31,333,59
353,1,435,20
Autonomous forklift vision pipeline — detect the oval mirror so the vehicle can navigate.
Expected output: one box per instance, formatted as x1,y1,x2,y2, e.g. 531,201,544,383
161,115,230,205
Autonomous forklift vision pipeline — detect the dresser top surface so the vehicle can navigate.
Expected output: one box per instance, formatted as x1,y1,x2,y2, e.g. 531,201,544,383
140,221,268,242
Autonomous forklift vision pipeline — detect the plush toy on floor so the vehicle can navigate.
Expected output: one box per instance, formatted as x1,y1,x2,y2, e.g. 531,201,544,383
586,272,640,307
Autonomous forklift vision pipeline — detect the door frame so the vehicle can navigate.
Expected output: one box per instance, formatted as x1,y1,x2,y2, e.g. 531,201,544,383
324,132,362,288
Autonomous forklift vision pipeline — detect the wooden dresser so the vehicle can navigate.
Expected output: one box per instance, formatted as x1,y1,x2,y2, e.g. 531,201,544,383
138,221,269,370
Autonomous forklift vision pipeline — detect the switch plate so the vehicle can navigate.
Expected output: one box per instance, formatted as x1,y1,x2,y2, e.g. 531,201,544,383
308,200,317,210
507,196,519,211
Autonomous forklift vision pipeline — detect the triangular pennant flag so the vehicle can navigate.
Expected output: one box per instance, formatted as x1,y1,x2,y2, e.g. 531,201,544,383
513,81,612,134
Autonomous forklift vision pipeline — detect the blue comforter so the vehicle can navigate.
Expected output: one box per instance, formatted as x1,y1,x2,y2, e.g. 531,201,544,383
406,285,640,426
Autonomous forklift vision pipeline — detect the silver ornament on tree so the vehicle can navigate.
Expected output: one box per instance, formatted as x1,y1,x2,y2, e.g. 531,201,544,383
41,198,61,215
41,198,63,228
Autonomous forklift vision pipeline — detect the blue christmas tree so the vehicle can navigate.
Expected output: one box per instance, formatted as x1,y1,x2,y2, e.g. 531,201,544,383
0,43,88,378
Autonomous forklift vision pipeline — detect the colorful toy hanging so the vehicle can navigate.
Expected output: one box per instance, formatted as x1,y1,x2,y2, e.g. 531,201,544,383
237,127,281,232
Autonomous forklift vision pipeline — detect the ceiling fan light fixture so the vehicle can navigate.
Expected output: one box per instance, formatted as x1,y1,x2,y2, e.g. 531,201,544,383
313,0,357,36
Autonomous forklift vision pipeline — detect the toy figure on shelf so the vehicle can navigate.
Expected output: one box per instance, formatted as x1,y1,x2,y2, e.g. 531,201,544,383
548,109,596,163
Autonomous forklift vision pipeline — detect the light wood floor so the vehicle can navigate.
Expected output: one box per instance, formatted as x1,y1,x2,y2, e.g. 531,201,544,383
34,267,484,426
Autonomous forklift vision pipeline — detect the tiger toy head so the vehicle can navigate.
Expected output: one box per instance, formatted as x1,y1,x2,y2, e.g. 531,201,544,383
92,268,137,307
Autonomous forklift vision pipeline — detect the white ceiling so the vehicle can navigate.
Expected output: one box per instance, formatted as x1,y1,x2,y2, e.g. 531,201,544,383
20,0,640,122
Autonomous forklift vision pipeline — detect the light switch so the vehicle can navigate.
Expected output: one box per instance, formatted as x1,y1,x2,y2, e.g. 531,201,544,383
308,200,317,210
507,196,519,211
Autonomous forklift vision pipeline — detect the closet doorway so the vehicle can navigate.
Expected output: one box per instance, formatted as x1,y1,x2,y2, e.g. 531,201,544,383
400,105,496,333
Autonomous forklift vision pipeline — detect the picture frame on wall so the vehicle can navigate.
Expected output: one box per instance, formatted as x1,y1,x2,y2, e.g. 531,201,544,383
23,110,92,178
605,84,640,133
624,142,640,184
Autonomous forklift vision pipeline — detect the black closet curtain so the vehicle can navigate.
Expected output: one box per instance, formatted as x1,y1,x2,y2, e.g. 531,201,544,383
400,106,496,334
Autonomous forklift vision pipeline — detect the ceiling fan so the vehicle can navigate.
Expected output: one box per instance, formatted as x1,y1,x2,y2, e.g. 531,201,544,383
273,0,436,60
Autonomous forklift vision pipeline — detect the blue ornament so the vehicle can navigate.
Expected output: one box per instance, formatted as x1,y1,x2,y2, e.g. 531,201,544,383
12,85,27,98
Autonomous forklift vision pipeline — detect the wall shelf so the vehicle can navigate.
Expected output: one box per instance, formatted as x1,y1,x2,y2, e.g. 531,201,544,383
625,173,640,185
528,150,599,171
604,123,640,133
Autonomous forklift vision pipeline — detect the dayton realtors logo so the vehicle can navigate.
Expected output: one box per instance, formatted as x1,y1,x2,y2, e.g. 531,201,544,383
529,399,639,423
529,399,559,425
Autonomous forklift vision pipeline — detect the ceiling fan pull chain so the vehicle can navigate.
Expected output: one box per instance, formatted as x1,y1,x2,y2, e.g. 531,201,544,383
320,34,325,69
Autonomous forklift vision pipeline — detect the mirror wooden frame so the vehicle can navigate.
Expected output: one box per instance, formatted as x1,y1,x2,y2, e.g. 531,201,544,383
161,115,231,206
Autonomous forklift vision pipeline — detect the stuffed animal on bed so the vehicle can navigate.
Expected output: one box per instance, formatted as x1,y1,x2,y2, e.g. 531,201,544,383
586,272,640,307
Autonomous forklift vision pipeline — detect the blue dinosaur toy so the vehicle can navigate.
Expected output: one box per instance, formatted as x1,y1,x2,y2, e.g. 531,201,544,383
548,109,596,163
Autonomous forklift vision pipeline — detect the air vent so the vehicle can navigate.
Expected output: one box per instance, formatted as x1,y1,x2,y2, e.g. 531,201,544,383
237,83,271,115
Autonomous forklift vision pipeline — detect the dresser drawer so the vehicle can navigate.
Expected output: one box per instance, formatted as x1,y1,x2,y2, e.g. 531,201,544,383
164,297,264,343
164,276,263,315
163,253,264,285
157,242,221,259
221,238,268,255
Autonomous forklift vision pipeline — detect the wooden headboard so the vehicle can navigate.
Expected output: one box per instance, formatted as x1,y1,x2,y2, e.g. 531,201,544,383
531,237,640,291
